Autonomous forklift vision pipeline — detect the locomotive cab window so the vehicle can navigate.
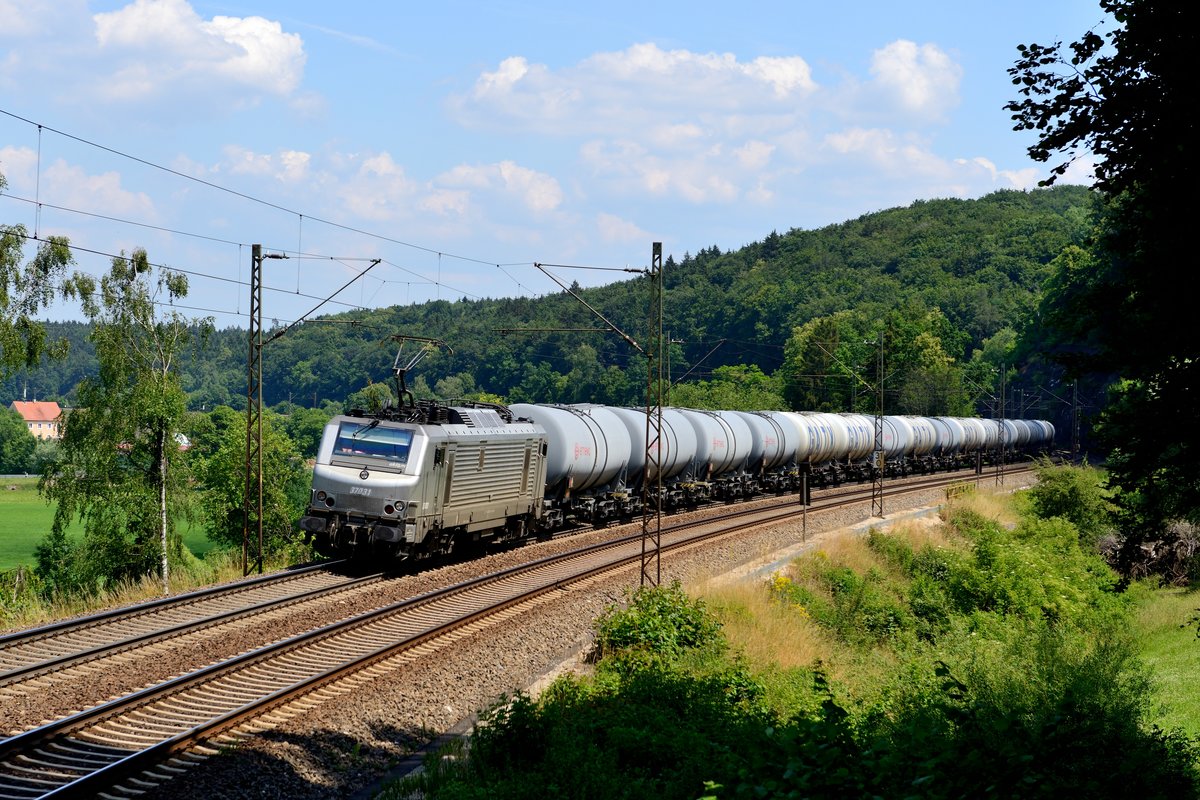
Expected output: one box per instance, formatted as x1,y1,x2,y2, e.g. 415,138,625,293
332,421,414,470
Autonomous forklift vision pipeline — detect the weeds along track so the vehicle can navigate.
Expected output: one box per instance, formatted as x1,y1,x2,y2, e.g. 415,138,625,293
0,468,1021,799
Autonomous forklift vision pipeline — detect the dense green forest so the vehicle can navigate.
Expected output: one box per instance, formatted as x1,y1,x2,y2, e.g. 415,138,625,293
2,184,1096,447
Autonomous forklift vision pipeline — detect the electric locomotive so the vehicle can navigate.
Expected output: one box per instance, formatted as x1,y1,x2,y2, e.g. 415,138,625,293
299,399,548,561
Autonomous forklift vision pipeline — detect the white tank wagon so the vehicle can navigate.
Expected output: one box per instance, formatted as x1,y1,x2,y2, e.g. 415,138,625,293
683,410,757,498
507,404,628,491
605,406,707,509
607,407,699,484
928,416,969,470
672,409,755,499
880,416,916,466
777,411,821,466
1006,419,1033,448
958,417,998,452
1026,419,1057,448
508,403,633,525
772,411,866,485
733,411,802,491
839,414,877,462
799,412,842,465
931,417,967,454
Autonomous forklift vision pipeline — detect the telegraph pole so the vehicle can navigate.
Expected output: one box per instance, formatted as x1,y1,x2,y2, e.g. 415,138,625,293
516,248,662,587
870,332,885,518
242,245,287,575
242,245,263,576
1071,379,1080,462
994,365,1007,487
641,243,664,588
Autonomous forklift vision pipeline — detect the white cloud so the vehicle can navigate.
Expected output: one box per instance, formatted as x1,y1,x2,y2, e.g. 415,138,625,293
1059,154,1096,186
205,13,305,93
419,189,471,216
336,152,420,222
0,146,39,192
744,180,775,205
436,161,563,213
817,127,1062,206
743,55,818,97
734,140,775,170
449,43,826,209
1,147,155,221
454,42,817,133
586,44,815,99
41,158,157,219
222,146,311,182
825,127,946,177
476,56,531,95
582,135,779,205
596,212,647,244
91,0,306,100
0,0,80,39
648,124,706,149
869,40,961,118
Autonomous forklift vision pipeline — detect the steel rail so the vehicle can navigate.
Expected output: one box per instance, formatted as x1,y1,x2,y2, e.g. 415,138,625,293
0,561,363,687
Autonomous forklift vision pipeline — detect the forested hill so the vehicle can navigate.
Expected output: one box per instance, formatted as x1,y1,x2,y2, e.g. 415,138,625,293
4,185,1094,418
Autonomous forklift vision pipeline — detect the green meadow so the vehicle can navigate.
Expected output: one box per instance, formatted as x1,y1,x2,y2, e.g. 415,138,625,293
0,477,215,571
1133,583,1200,737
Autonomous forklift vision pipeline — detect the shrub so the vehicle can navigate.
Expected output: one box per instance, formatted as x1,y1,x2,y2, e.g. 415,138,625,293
593,580,723,660
444,666,774,799
864,624,1200,799
772,556,910,644
1026,460,1117,549
0,566,45,627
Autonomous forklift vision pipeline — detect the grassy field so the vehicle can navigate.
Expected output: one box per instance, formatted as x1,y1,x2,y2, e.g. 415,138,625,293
0,476,216,570
1132,582,1200,737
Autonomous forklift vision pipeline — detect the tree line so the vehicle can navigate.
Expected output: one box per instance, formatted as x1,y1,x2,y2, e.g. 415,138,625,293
5,185,1095,423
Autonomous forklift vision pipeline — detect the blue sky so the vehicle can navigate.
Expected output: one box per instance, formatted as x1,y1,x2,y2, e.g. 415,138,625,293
1,0,1101,329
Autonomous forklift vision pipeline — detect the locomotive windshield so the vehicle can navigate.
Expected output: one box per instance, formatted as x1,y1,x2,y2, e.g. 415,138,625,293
332,421,414,468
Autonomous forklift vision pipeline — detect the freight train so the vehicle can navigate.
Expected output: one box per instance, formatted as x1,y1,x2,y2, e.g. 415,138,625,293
298,398,1054,562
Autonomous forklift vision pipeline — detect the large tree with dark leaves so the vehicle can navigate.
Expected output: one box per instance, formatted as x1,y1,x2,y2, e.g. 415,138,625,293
1008,0,1199,531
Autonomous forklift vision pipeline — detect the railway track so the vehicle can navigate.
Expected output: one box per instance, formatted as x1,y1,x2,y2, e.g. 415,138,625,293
0,467,1024,799
0,560,384,691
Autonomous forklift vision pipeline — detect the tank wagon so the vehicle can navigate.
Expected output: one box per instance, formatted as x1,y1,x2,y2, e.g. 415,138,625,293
300,399,1055,562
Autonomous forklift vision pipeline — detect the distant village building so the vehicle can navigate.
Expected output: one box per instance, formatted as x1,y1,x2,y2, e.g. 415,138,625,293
9,400,63,440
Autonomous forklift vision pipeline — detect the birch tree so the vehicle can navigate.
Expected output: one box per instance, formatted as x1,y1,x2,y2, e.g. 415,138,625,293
41,249,212,594
1,172,75,379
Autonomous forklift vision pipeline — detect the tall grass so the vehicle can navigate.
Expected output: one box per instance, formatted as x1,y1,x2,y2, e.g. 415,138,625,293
696,581,828,671
1131,582,1200,737
0,544,312,632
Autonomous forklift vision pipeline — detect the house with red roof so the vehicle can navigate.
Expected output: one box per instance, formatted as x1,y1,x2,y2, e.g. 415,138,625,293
9,400,63,440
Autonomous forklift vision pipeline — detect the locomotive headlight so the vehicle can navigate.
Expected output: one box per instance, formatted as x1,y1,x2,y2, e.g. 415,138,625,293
324,495,336,508
316,490,327,502
384,501,405,517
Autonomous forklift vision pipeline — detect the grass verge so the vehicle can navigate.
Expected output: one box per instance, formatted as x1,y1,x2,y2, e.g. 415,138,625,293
1132,582,1200,737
